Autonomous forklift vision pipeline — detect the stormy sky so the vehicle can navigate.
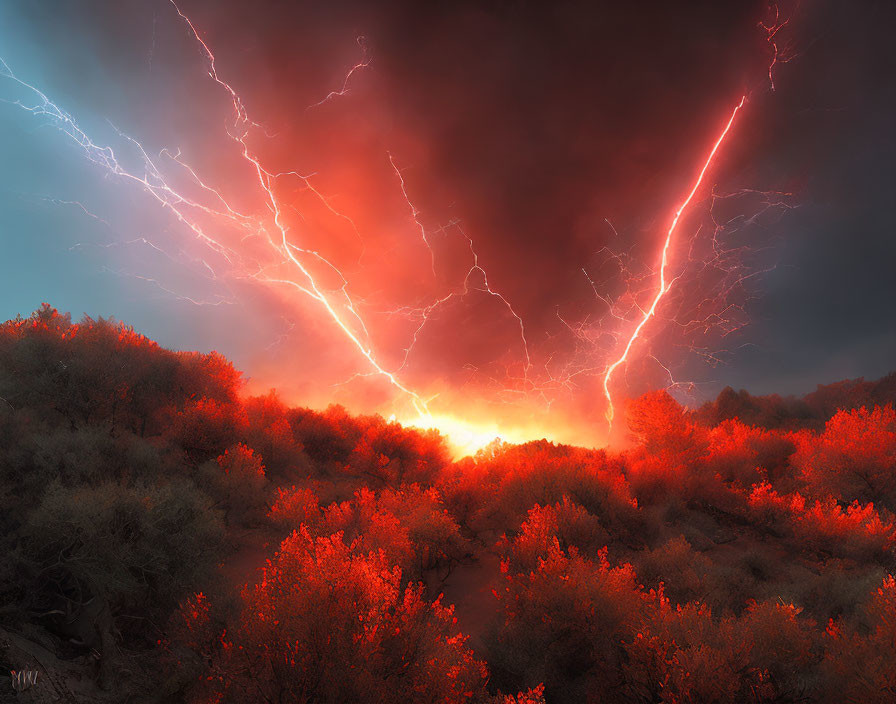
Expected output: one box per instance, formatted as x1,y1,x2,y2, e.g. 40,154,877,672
0,0,893,444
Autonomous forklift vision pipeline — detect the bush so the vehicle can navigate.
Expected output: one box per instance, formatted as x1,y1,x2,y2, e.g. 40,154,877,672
269,485,322,530
488,544,648,701
703,419,796,487
499,496,608,572
793,405,896,509
747,481,896,561
345,420,450,487
242,391,312,482
5,307,896,702
20,478,223,686
633,535,715,605
458,441,639,540
322,485,469,580
201,443,269,526
169,397,248,464
22,479,223,616
623,598,817,703
181,527,490,704
627,391,706,460
821,575,896,703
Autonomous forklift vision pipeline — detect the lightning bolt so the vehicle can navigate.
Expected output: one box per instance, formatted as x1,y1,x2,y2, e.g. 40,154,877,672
601,95,746,430
389,153,438,276
0,4,432,418
387,155,532,372
761,2,796,92
307,36,371,110
171,1,437,414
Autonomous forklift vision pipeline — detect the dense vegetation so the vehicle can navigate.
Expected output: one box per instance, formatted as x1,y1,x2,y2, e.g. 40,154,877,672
1,305,895,703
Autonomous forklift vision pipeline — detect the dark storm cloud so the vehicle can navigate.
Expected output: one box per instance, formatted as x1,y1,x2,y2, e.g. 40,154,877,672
263,0,764,325
182,0,895,396
704,0,896,395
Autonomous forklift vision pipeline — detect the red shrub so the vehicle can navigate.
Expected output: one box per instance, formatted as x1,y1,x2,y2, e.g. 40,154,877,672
201,444,269,525
499,496,608,572
288,404,368,469
459,441,638,539
268,485,321,530
747,481,896,560
241,392,311,481
633,535,715,604
182,527,489,703
489,544,648,701
703,419,796,486
626,390,706,460
346,420,450,487
822,575,896,702
322,485,468,579
793,405,896,508
624,597,816,703
169,397,248,464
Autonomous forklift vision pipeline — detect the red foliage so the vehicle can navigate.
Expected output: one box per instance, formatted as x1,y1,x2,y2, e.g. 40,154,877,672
346,419,450,487
632,536,715,605
268,485,321,529
321,485,468,579
288,404,367,468
703,419,796,486
10,308,896,702
239,392,311,481
747,481,896,560
793,405,896,508
625,598,815,702
175,350,243,406
442,440,638,540
496,685,546,704
499,496,608,572
182,527,489,703
822,575,896,702
626,390,705,459
171,398,248,463
217,443,265,479
490,542,648,701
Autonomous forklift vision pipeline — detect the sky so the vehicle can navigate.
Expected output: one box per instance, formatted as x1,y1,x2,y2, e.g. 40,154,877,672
0,0,893,447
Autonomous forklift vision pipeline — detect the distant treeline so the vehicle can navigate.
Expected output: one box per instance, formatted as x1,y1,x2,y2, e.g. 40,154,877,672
694,372,896,430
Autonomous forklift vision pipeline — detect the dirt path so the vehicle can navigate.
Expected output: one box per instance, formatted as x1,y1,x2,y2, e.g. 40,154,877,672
433,543,504,654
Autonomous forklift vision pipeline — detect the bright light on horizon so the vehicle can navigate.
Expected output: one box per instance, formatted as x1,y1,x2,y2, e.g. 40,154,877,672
396,412,558,458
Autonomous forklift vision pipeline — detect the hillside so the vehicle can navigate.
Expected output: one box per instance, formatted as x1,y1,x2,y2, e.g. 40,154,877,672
1,305,895,703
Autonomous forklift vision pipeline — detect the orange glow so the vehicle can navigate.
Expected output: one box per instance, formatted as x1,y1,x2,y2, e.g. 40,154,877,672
398,412,556,458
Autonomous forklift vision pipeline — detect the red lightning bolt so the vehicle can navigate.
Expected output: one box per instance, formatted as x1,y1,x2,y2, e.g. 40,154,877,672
307,36,371,110
601,95,746,431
